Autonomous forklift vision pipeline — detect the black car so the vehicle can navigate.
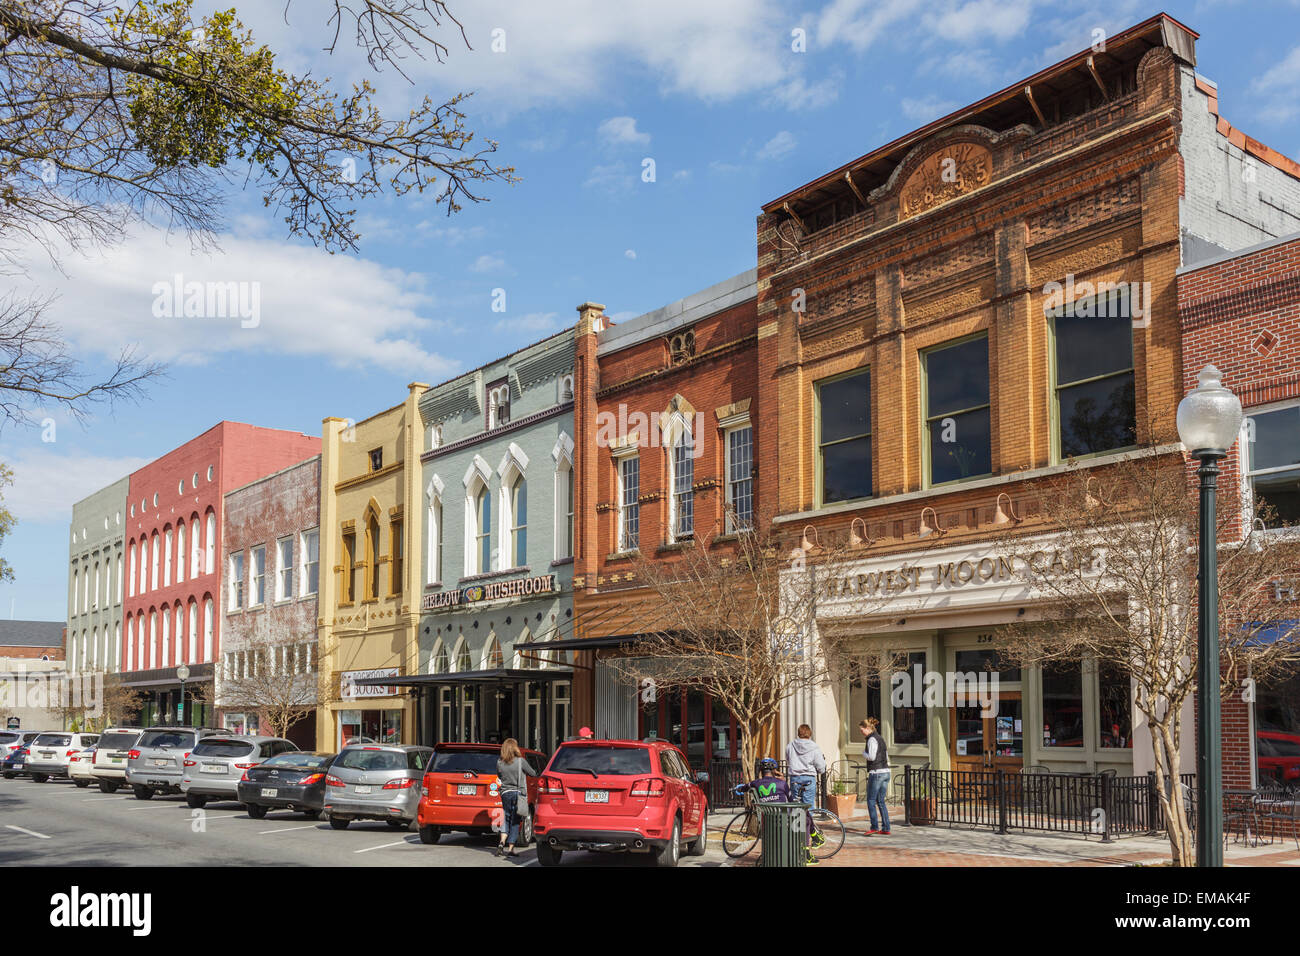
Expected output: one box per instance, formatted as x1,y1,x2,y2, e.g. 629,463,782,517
236,751,336,819
2,744,32,779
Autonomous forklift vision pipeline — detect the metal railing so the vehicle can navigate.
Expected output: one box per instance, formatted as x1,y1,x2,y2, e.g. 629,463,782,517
709,758,830,810
903,766,1198,840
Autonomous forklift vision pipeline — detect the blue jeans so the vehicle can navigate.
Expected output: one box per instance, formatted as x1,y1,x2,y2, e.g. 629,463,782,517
500,788,523,845
789,774,817,838
866,772,891,832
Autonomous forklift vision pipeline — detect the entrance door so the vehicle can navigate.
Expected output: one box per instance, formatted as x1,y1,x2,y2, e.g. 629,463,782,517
950,692,1023,773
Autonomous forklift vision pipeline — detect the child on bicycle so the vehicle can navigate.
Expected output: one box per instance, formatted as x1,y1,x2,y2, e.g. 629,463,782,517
735,758,821,865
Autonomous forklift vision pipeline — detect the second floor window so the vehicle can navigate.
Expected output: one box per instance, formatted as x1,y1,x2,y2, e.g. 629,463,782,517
300,529,320,596
475,485,492,574
618,456,640,552
924,335,992,485
250,545,266,606
1247,404,1300,527
510,476,527,567
726,425,753,531
818,370,872,504
366,513,381,600
670,430,694,541
276,537,293,601
229,552,245,610
1051,291,1136,459
390,518,404,595
341,530,356,603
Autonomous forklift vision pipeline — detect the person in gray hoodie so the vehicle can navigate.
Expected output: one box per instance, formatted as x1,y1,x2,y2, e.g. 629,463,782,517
786,725,828,847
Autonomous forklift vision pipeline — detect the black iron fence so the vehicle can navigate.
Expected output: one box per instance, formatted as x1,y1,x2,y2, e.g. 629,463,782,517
708,758,830,810
903,766,1198,840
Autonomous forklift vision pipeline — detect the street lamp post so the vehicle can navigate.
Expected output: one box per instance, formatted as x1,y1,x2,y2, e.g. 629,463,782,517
176,664,191,725
1176,364,1243,868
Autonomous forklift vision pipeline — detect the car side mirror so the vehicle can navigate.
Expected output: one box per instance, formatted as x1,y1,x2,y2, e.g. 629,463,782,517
695,771,709,784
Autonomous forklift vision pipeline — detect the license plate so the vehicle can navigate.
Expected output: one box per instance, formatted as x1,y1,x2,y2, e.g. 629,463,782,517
457,784,476,796
261,788,278,798
13,763,23,770
354,785,372,795
585,790,609,803
152,759,169,768
201,765,225,774
111,757,123,764
39,752,54,758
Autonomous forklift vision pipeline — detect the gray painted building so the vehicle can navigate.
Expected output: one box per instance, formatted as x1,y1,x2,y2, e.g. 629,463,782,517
67,477,128,674
412,329,576,752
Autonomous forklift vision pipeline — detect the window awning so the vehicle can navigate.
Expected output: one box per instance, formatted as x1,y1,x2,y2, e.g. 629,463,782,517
1241,621,1299,647
350,667,574,688
520,634,642,652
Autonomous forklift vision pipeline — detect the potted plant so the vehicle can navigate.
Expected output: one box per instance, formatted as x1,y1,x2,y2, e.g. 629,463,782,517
826,776,857,819
906,777,937,826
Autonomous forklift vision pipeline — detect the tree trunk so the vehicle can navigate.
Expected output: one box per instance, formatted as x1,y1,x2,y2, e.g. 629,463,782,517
1149,718,1193,866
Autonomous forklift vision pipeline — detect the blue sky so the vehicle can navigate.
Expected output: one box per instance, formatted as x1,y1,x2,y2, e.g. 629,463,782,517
2,0,1299,620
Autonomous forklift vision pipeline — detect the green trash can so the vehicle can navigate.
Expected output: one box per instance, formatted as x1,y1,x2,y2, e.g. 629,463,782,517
757,801,808,867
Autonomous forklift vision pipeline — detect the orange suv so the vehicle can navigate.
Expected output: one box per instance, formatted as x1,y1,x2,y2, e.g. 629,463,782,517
417,742,546,845
533,739,709,867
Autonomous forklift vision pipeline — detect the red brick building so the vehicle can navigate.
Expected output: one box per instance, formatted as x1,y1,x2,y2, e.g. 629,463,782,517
122,422,320,726
218,455,322,748
1179,231,1300,788
569,272,762,777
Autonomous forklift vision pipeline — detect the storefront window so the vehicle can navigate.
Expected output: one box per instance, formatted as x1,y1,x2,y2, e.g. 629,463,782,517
891,652,928,745
1098,662,1132,749
1041,661,1083,748
955,648,1021,683
847,657,883,743
1255,671,1300,784
339,708,403,747
552,681,571,751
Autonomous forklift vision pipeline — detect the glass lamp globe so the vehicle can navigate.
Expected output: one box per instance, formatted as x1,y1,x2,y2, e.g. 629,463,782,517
1176,365,1242,455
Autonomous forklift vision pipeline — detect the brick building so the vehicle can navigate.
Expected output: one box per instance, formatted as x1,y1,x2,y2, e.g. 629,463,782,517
122,422,321,726
569,271,762,778
217,455,322,749
1179,230,1300,788
754,13,1300,782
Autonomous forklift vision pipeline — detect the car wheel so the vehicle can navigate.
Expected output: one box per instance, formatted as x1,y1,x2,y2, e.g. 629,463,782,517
328,816,350,830
74,779,90,788
97,780,114,794
186,793,207,809
31,773,48,784
302,809,321,820
132,785,153,801
246,803,268,819
521,813,534,845
419,825,442,845
2,772,13,780
536,842,563,867
653,817,681,868
686,817,708,856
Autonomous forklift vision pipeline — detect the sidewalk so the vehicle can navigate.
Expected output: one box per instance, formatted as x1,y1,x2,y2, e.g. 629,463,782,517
710,804,1300,867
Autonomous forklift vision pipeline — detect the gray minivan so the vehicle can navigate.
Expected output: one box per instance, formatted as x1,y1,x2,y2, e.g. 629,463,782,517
180,735,298,809
126,726,229,799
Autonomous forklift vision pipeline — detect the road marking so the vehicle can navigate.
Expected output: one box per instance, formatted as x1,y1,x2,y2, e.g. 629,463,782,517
258,825,318,835
354,840,410,854
4,824,50,839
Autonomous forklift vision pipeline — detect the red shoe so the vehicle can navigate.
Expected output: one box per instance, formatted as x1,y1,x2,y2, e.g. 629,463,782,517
867,829,881,834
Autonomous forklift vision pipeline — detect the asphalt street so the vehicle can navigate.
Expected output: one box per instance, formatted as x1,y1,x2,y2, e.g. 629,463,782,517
0,776,726,868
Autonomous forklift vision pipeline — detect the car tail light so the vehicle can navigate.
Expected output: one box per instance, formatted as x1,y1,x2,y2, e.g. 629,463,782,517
65,749,79,757
183,759,197,768
298,773,325,786
539,775,565,795
326,774,344,788
234,762,258,770
382,778,416,790
127,749,141,760
630,777,666,797
240,771,250,782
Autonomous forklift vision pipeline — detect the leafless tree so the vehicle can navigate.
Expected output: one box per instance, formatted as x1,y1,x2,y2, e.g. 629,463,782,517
218,623,318,740
993,442,1300,865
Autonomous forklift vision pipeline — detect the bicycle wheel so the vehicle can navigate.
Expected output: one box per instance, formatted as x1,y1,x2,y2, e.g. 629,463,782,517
809,808,845,859
722,809,761,858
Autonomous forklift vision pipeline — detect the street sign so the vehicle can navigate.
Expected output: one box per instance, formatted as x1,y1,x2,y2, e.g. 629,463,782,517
6,717,18,730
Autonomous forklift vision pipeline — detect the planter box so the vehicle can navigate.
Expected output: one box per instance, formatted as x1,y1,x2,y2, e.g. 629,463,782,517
907,797,937,825
827,793,857,819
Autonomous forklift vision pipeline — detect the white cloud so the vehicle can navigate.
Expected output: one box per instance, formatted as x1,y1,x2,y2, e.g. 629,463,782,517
817,0,922,52
624,249,637,260
7,229,458,377
469,253,508,273
757,130,798,161
583,163,636,194
598,116,651,148
495,311,561,334
900,96,959,123
922,0,1036,43
1251,45,1300,123
4,450,148,523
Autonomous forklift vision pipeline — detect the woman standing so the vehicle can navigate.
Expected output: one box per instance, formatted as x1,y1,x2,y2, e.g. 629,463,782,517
496,738,536,857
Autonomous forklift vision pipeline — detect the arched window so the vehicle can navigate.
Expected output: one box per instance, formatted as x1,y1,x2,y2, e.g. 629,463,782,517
83,567,89,613
510,476,527,567
163,527,173,586
188,602,198,664
428,641,448,675
365,508,381,600
427,495,443,585
92,562,99,609
668,420,695,542
191,513,202,578
176,521,186,584
482,635,504,670
150,533,160,590
116,552,123,604
68,632,77,672
556,459,574,560
148,612,157,669
114,623,121,671
137,617,145,670
174,606,183,666
205,512,216,574
128,544,136,598
91,626,98,670
138,540,147,594
471,482,491,575
161,610,170,666
203,599,214,661
71,569,78,616
455,638,472,672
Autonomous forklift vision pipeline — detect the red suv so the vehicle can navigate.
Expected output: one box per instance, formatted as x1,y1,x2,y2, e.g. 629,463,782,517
533,739,708,867
417,742,546,844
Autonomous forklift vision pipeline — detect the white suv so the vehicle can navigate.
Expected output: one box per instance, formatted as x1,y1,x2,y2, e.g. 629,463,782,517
90,728,143,794
26,732,100,782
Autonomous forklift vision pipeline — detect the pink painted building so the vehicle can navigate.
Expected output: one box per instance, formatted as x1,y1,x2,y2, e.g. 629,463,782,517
121,422,320,726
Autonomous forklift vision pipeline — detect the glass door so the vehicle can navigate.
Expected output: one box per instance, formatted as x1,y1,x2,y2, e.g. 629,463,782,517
949,692,1023,772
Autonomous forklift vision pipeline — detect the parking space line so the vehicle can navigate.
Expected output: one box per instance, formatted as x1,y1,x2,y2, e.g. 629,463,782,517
354,840,410,854
259,825,318,835
5,824,50,839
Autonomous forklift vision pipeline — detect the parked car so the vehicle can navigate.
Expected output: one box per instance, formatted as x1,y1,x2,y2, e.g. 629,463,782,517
90,728,143,793
180,735,299,809
533,739,709,867
323,743,432,830
416,742,546,845
125,726,229,799
1257,730,1300,783
25,732,100,783
0,731,24,754
1,742,34,779
68,748,98,787
236,751,337,819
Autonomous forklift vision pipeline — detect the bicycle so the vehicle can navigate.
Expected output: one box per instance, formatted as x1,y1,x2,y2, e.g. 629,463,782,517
722,778,846,860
